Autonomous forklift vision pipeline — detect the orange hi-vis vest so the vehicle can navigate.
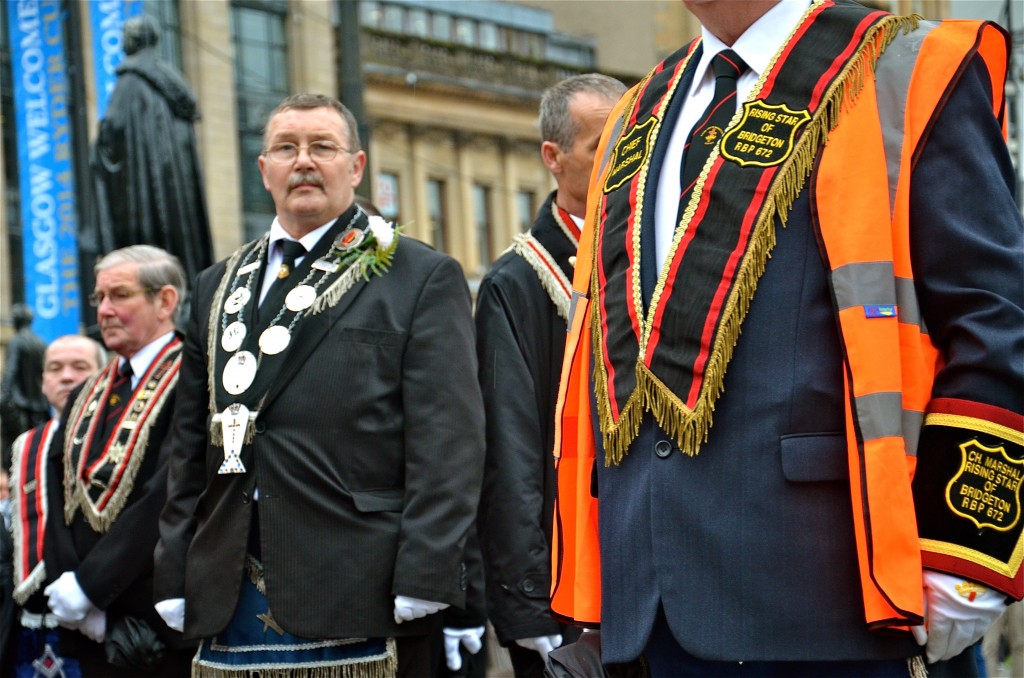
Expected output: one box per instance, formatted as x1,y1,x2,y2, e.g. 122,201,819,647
550,15,1014,630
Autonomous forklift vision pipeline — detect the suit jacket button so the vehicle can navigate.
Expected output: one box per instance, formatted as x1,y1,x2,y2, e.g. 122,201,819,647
521,578,535,593
254,421,266,434
241,491,250,504
654,440,672,458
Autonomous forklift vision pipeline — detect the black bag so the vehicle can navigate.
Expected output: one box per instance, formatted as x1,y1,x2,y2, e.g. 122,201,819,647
544,631,647,678
104,615,166,672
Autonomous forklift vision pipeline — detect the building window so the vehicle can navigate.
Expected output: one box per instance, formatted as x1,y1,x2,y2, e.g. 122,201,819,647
454,17,475,47
407,8,429,38
430,13,451,41
426,178,447,252
376,172,400,220
231,1,289,241
360,1,381,27
517,190,536,232
478,22,501,51
380,3,403,32
142,0,183,70
474,184,492,266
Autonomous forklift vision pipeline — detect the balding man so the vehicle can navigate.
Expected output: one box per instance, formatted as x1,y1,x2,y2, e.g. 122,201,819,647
475,73,625,677
5,334,103,672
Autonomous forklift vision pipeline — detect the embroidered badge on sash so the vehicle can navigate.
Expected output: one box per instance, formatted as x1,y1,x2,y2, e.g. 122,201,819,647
603,116,657,193
720,101,811,168
945,439,1023,532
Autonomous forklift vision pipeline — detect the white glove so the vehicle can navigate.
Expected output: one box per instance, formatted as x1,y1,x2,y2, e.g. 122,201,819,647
393,595,450,624
155,598,186,632
79,608,107,643
44,571,94,624
442,626,485,671
515,634,563,660
912,571,1007,663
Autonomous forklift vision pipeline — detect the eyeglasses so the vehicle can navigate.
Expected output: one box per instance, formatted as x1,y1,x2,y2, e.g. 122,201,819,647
262,141,351,163
88,287,157,307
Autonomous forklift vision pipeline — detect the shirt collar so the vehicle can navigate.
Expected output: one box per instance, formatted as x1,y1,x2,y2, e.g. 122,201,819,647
267,216,337,254
694,0,813,90
125,330,176,384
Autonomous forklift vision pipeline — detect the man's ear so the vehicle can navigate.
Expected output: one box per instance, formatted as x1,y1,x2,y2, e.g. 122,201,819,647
156,285,180,322
541,140,563,176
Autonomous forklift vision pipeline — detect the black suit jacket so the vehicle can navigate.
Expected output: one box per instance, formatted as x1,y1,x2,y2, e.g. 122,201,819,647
44,361,189,650
155,232,485,641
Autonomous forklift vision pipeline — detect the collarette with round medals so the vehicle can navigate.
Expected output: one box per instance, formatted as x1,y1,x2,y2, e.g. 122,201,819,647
223,351,258,395
224,288,251,315
285,285,316,312
258,326,291,356
221,321,247,353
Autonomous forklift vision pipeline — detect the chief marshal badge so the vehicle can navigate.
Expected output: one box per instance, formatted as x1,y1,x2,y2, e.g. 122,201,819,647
720,101,810,168
946,439,1023,532
604,116,656,193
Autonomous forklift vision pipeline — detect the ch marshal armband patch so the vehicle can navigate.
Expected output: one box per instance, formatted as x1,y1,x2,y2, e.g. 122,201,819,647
604,116,656,193
946,440,1023,532
720,101,810,168
913,400,1024,600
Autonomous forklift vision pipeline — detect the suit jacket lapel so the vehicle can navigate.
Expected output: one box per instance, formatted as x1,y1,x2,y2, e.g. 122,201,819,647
259,274,370,411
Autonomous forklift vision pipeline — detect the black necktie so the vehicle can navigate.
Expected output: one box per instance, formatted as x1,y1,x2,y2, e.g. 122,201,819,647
260,239,307,313
100,360,134,443
679,49,749,198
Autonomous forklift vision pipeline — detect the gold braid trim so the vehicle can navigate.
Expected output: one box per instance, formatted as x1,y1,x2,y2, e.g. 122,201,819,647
599,14,920,465
192,638,398,678
62,369,105,522
81,357,181,533
908,655,927,678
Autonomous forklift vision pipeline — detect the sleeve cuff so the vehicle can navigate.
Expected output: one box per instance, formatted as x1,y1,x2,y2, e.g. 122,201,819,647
912,398,1024,600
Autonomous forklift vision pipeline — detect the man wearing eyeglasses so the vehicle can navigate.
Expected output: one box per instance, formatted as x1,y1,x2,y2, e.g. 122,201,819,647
42,245,195,676
154,92,484,677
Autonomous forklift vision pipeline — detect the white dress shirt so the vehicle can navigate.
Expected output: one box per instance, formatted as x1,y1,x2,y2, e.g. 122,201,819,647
258,217,338,305
653,0,813,268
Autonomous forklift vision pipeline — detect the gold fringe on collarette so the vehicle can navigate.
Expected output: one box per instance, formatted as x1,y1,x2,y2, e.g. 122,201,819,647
908,655,928,678
510,233,573,321
80,366,180,533
595,13,920,465
192,639,398,678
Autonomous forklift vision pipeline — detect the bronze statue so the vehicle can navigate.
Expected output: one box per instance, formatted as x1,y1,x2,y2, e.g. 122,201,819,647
0,304,48,460
84,16,212,291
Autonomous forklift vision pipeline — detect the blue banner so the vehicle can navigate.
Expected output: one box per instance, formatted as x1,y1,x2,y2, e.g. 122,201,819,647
90,0,143,120
6,0,81,342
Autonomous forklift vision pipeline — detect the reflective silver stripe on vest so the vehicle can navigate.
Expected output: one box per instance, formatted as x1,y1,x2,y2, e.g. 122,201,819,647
831,262,926,334
853,391,925,456
597,109,629,181
874,20,939,218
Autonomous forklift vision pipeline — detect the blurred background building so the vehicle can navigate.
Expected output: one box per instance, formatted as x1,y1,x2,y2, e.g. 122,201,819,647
0,0,1020,349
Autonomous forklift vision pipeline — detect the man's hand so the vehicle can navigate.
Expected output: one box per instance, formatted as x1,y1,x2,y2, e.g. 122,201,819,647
79,608,107,643
442,626,485,671
912,571,1007,663
155,598,186,632
393,595,450,624
515,634,563,660
44,571,94,625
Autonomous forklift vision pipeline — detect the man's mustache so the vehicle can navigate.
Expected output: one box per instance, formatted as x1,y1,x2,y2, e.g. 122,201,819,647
288,172,325,190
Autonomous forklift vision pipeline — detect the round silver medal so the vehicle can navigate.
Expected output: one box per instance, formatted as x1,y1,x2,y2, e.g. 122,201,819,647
223,351,258,395
285,285,317,312
221,321,247,353
224,287,251,314
259,326,291,355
